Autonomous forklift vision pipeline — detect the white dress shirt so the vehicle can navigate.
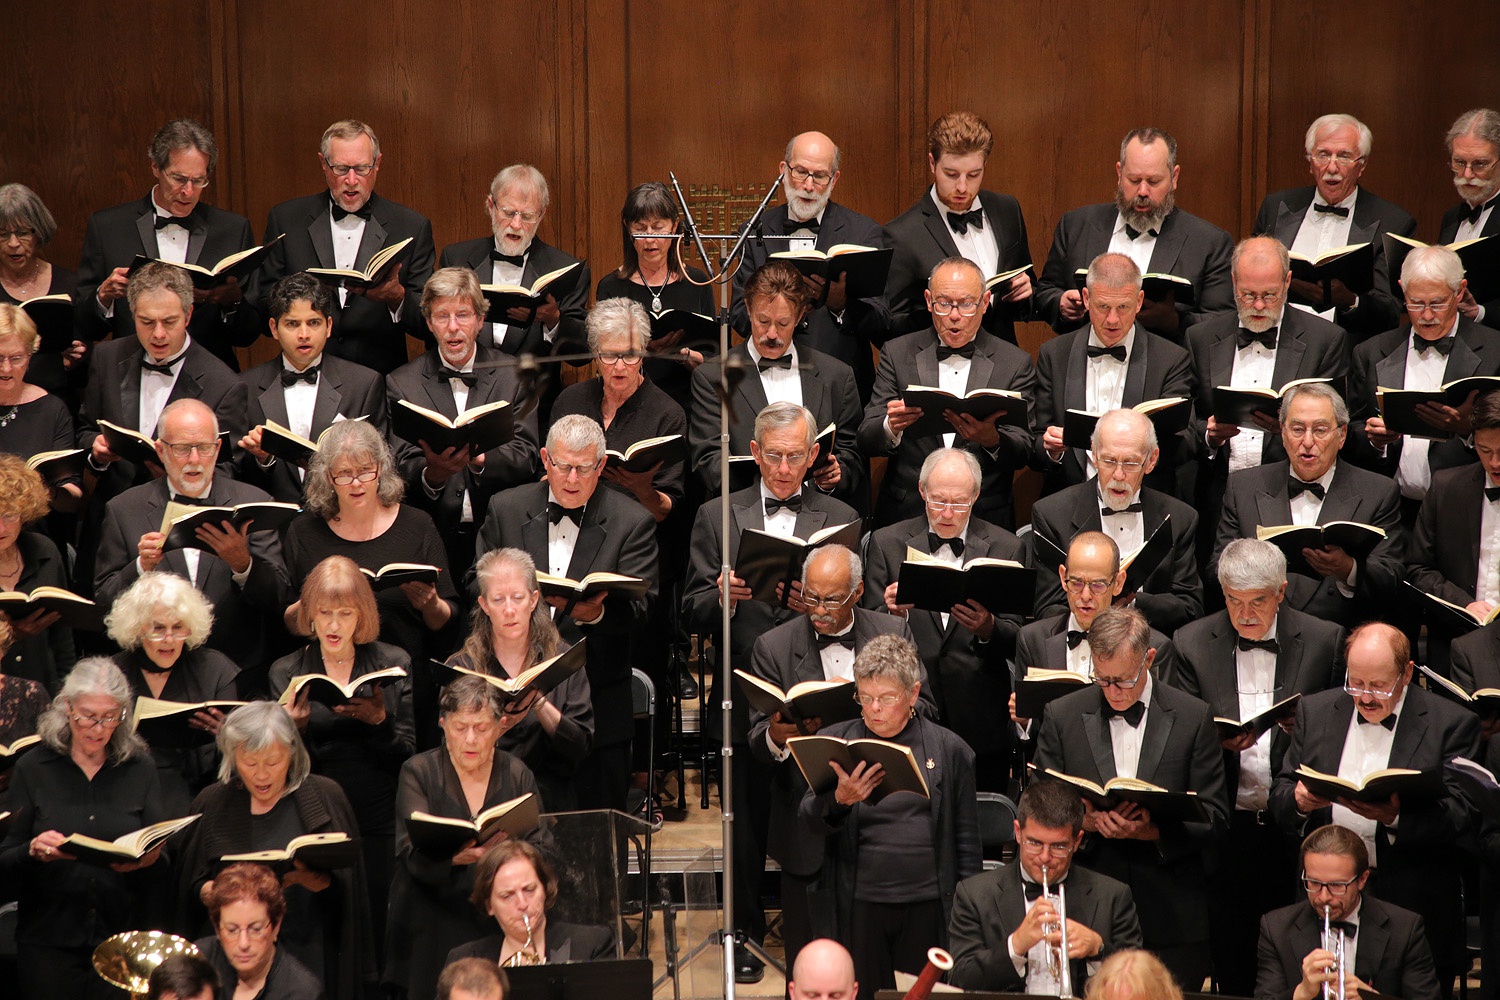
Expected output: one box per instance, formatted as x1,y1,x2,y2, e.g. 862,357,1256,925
1333,688,1406,863
1290,190,1359,321
546,488,581,579
1097,487,1145,556
759,483,800,538
926,525,969,630
1233,619,1280,812
1107,214,1157,275
1085,328,1135,416
489,243,527,349
786,212,823,254
153,213,190,265
1224,309,1285,471
1395,329,1458,500
330,211,365,309
929,188,999,279
1108,674,1153,781
746,340,803,408
1478,484,1500,606
139,340,191,436
936,348,973,449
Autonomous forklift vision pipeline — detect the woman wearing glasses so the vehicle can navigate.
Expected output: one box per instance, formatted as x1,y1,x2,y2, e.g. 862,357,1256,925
106,572,239,815
0,185,86,399
799,633,981,1000
0,454,76,693
0,657,171,1000
197,862,323,1000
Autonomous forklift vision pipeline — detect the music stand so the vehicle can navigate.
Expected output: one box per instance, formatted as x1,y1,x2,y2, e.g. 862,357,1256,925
504,957,654,1000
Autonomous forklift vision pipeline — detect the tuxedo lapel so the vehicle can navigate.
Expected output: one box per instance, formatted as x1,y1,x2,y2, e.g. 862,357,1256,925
1374,339,1406,390
1044,632,1070,672
257,379,292,429
1272,199,1304,248
1254,478,1295,529
309,371,345,434
135,210,157,260
1204,624,1240,715
1210,327,1238,390
903,525,949,639
307,208,337,270
1066,334,1091,469
915,339,941,390
520,500,549,566
1083,699,1118,782
1146,211,1189,276
730,494,764,564
1135,693,1174,782
791,621,826,684
421,359,463,420
1386,693,1431,769
1315,694,1356,768
119,349,145,430
353,212,388,272
1122,331,1149,406
184,214,211,267
734,351,771,427
791,501,832,540
1443,330,1483,381
1274,621,1304,696
967,338,996,394
1271,325,1309,387
1354,905,1389,984
1318,466,1361,524
921,205,961,260
568,503,607,578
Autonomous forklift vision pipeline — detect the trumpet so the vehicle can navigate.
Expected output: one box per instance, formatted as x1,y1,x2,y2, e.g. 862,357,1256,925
502,913,545,967
1041,865,1076,999
1321,904,1346,1000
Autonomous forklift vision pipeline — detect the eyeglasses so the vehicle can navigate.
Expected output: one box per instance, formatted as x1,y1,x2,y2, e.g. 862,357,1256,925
163,171,210,189
854,692,905,708
221,920,274,940
0,228,37,242
494,207,542,224
1237,290,1285,306
1452,157,1497,175
1095,457,1145,474
548,459,601,478
1285,423,1339,441
1405,298,1455,315
326,163,376,178
330,468,380,486
1301,874,1360,896
1021,837,1075,859
759,451,808,468
70,711,126,729
931,299,982,317
925,499,974,514
787,165,834,187
1343,675,1401,700
430,310,477,325
1063,577,1113,595
145,623,191,641
161,440,220,458
1310,152,1365,167
803,591,856,610
0,354,30,369
1090,656,1148,690
597,351,643,366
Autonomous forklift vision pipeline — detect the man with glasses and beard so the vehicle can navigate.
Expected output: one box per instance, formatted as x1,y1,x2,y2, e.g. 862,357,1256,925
1439,109,1500,324
1035,128,1234,342
1033,606,1227,989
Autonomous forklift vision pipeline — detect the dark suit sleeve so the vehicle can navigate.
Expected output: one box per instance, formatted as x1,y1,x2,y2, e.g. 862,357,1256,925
1153,699,1230,861
1035,215,1081,331
1105,885,1145,955
1344,342,1390,470
857,343,901,456
1397,915,1442,1000
1407,494,1476,605
1381,708,1480,849
682,504,727,636
1031,343,1064,469
951,737,983,879
827,362,867,505
241,511,292,613
396,218,438,337
687,363,725,495
1268,699,1315,834
882,222,928,337
1032,707,1066,774
993,352,1038,469
947,878,1026,991
549,260,592,356
745,633,783,765
1353,478,1407,608
1030,510,1068,619
584,508,658,645
1253,912,1298,1000
1132,509,1204,634
93,500,141,606
1185,225,1235,330
74,213,117,342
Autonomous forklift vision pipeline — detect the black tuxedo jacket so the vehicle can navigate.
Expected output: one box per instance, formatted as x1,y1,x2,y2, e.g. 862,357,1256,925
1030,483,1202,635
1035,203,1235,338
74,196,261,370
688,342,866,511
745,608,924,874
1034,680,1229,946
474,482,657,746
94,475,290,668
439,236,590,357
260,192,435,374
1254,186,1416,338
731,200,891,395
682,484,859,742
857,329,1035,529
1450,616,1500,694
883,189,1034,342
239,353,389,503
1212,459,1406,625
862,514,1022,754
1013,613,1182,713
1032,325,1194,496
1440,200,1500,321
386,344,540,544
1410,463,1493,674
949,862,1144,993
1255,895,1440,1000
1172,607,1345,796
1347,316,1500,475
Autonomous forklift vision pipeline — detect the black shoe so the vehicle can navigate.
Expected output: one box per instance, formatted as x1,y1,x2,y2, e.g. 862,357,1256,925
735,944,765,984
675,666,700,700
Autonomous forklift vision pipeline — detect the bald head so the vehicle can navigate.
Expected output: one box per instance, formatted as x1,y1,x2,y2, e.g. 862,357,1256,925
790,939,857,1000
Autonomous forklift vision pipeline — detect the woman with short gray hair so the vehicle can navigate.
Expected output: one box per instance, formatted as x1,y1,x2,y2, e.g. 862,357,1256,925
0,182,84,396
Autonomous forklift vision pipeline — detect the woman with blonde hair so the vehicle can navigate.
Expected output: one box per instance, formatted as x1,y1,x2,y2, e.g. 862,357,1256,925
0,453,76,692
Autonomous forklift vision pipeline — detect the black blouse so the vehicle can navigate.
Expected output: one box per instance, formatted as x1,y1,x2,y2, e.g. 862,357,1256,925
3,530,77,693
597,269,714,410
550,374,687,506
0,265,78,398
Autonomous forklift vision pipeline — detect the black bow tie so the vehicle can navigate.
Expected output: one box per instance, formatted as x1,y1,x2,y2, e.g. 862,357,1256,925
1357,712,1397,730
1066,629,1089,650
547,502,583,526
757,354,794,372
1022,878,1066,902
1100,502,1143,517
490,249,527,267
154,213,193,231
1462,197,1498,227
1287,478,1326,501
330,201,371,222
936,343,976,362
170,493,215,507
1412,336,1454,357
1486,486,1500,503
928,533,964,557
1237,637,1280,654
1312,203,1351,218
1329,920,1357,938
140,357,178,376
787,217,821,234
814,631,853,651
280,365,321,387
764,493,803,516
1087,344,1127,362
1236,326,1278,350
1123,225,1158,240
1104,701,1146,727
946,209,984,235
440,366,478,387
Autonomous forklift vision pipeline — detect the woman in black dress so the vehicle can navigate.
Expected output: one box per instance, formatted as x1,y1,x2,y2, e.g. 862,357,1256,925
0,616,50,807
0,306,81,516
0,184,85,399
269,554,415,948
386,674,547,1000
0,454,76,693
104,571,239,815
195,862,323,1000
446,548,593,811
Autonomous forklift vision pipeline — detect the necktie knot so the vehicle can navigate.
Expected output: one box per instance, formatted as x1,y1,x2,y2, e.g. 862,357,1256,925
547,502,583,526
154,212,194,231
1123,225,1159,241
1313,203,1351,218
764,493,803,516
1485,485,1500,503
1022,879,1058,902
440,366,478,387
1066,629,1089,650
281,364,321,387
1105,701,1146,727
1330,920,1357,938
1087,344,1127,363
490,249,527,267
1236,326,1278,350
140,357,178,377
1357,712,1397,730
1463,197,1498,227
1100,502,1144,517
935,343,976,362
1237,636,1280,654
1287,478,1326,501
1412,335,1454,357
330,201,371,222
928,533,964,557
946,209,984,235
170,493,215,507
757,354,794,373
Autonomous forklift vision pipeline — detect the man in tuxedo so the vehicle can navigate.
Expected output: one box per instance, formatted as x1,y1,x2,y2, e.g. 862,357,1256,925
1033,252,1194,497
1253,114,1415,340
1186,236,1349,563
731,131,890,401
76,119,261,371
94,398,290,673
1173,538,1345,997
1350,245,1500,526
863,447,1024,790
259,119,435,375
948,779,1143,995
1033,606,1229,988
237,272,389,504
681,401,859,982
1213,382,1405,626
390,267,540,589
860,256,1036,528
474,414,656,812
1031,408,1202,635
746,543,921,978
1035,128,1234,341
1256,823,1441,1000
1269,623,1481,994
690,261,865,512
1440,109,1500,323
883,111,1035,343
438,164,590,363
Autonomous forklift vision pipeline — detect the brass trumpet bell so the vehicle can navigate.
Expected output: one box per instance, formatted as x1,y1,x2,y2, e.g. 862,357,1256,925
93,930,201,1000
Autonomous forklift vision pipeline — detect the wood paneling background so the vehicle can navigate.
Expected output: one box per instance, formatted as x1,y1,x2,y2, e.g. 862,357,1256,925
6,0,1497,360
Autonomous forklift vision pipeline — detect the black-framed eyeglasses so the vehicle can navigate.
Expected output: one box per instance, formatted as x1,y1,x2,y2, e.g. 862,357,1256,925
931,299,981,317
1301,874,1360,896
1063,577,1112,595
326,163,376,178
331,468,379,486
787,165,834,187
1090,656,1148,690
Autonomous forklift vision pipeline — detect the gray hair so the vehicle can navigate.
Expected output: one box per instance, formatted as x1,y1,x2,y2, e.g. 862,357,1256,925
320,119,381,160
852,634,922,691
1086,252,1143,292
1446,108,1500,155
489,164,550,211
1278,381,1349,427
1119,127,1178,172
1305,114,1372,159
1216,538,1288,592
926,255,986,291
149,119,218,173
801,543,861,589
1401,245,1466,292
304,420,405,519
917,447,982,495
1091,408,1157,456
586,297,652,354
159,398,220,440
783,132,842,174
1086,606,1152,662
216,702,312,794
0,184,57,245
546,414,607,463
104,572,215,651
127,260,194,313
421,266,486,317
439,674,506,720
753,401,817,451
37,658,148,762
1232,235,1291,276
